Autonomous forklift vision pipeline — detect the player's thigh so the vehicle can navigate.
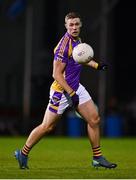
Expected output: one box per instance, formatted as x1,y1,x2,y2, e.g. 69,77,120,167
42,105,62,128
77,100,99,123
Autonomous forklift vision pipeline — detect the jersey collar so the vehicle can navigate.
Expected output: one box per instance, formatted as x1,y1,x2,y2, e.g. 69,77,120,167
66,32,80,42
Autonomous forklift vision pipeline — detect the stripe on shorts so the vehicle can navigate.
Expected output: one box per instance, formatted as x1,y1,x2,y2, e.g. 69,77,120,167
49,91,63,113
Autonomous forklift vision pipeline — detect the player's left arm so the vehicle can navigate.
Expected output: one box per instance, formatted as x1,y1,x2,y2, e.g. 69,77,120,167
85,59,108,70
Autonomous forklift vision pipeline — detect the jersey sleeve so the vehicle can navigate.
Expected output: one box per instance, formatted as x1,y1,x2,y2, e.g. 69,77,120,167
54,36,69,63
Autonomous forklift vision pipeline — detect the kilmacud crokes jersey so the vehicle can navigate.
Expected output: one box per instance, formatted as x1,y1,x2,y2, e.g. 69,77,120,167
51,32,82,92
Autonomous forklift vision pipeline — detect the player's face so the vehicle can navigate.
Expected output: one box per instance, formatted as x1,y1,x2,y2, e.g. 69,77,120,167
65,18,82,38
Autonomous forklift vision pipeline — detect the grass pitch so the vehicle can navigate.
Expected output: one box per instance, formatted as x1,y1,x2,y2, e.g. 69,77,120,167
0,136,136,179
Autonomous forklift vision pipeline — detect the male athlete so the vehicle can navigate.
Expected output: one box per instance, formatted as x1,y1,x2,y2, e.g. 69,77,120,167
15,12,117,169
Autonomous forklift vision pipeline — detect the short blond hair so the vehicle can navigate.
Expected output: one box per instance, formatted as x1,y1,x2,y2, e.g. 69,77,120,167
65,12,81,23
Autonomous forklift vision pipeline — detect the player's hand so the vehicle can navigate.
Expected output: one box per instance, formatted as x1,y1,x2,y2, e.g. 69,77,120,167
97,62,108,71
70,91,79,107
65,91,79,108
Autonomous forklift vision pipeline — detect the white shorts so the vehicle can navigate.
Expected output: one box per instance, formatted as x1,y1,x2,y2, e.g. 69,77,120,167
48,84,92,114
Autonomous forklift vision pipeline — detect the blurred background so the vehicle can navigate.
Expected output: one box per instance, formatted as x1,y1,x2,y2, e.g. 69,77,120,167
0,0,135,137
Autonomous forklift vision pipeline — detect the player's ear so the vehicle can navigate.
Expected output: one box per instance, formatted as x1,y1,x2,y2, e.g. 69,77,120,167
65,23,68,29
80,21,82,27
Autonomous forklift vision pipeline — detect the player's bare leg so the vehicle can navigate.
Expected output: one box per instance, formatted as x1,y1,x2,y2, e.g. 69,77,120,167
77,100,117,169
77,100,100,147
24,108,61,148
15,107,61,169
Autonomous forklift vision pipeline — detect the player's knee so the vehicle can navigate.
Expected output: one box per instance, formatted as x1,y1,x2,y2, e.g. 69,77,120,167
40,123,54,134
90,114,100,128
46,125,54,133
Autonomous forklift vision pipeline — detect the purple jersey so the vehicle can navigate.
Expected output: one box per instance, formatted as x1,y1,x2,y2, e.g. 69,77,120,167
51,32,82,92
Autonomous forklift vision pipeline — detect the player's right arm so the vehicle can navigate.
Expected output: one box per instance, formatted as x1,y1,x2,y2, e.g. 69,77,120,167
52,60,73,94
53,35,79,107
53,35,74,94
52,60,79,107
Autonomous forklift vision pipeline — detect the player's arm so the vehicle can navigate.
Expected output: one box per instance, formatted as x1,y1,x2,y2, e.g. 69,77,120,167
85,59,108,70
86,59,99,69
52,60,73,94
52,60,79,107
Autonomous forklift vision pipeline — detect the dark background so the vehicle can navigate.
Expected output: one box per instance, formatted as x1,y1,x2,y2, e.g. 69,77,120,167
0,0,136,136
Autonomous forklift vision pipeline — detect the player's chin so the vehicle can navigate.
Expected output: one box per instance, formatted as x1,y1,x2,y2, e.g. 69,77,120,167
72,33,79,38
